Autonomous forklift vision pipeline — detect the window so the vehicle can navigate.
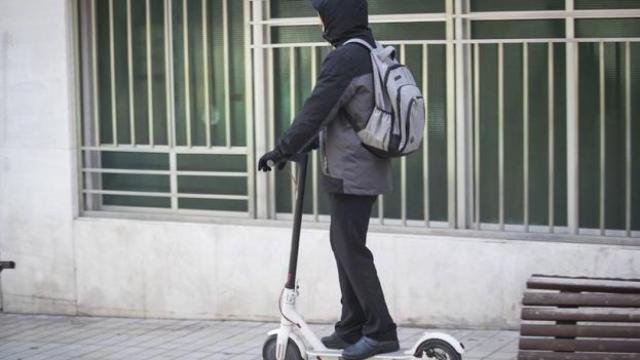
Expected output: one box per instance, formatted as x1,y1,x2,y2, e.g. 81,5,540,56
78,0,640,241
78,0,252,215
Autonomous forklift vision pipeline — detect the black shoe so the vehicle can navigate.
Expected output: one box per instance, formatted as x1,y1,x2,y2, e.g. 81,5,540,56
321,332,354,350
341,336,400,360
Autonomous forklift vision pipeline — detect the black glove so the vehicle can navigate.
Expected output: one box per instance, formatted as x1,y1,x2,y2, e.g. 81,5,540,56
258,147,288,172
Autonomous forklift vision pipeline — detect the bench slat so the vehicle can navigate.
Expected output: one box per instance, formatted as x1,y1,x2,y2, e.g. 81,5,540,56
522,308,640,322
520,339,640,353
519,351,640,360
521,324,640,338
528,277,640,294
532,275,640,283
523,292,640,307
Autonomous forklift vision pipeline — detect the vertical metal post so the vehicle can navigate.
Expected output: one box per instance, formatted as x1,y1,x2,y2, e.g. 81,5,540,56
498,43,505,231
400,44,407,225
474,43,481,230
445,0,457,228
91,0,100,146
164,0,174,147
625,41,632,237
109,0,118,145
423,44,430,227
182,0,192,147
223,0,232,147
127,0,136,145
167,0,177,207
454,0,472,230
566,0,580,234
548,42,555,233
252,0,270,219
146,0,154,146
244,0,256,218
268,47,277,218
523,43,530,232
202,0,212,148
599,41,606,236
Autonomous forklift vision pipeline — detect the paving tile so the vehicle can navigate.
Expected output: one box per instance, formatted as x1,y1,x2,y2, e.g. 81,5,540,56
0,313,519,360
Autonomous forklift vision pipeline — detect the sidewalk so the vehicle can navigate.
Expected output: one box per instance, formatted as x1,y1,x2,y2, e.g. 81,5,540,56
0,314,519,360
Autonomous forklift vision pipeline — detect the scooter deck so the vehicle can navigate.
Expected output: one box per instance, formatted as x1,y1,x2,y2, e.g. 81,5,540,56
307,349,414,359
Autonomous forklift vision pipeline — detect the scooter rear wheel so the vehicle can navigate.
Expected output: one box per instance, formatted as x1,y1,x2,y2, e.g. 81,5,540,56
262,334,303,360
415,339,462,360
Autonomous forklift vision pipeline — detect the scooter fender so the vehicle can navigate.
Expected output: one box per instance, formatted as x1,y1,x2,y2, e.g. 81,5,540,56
405,332,465,357
268,329,308,360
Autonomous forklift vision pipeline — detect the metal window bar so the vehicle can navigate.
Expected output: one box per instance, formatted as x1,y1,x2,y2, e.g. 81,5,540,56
202,0,212,148
182,0,192,148
109,0,118,145
244,0,256,218
83,190,248,201
146,0,154,147
625,41,632,238
400,44,407,226
223,0,232,147
127,0,135,145
473,43,480,230
498,42,505,231
81,145,247,154
91,0,100,147
523,42,530,233
445,0,457,229
566,0,579,235
423,44,430,227
548,42,555,233
82,168,248,177
164,0,173,148
267,46,277,218
599,41,606,236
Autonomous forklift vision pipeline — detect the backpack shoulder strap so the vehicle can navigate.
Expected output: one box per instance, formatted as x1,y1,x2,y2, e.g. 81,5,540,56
344,38,374,51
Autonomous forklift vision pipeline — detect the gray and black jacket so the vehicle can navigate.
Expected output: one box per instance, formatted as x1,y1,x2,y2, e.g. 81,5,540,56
277,0,392,195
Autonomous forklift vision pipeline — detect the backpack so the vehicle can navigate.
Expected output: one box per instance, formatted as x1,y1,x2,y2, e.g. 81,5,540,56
344,39,425,158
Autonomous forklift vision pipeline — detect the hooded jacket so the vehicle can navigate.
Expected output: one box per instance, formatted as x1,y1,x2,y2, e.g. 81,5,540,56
276,0,392,195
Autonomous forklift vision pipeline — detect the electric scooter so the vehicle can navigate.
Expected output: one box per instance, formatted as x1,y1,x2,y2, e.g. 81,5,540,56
262,154,464,360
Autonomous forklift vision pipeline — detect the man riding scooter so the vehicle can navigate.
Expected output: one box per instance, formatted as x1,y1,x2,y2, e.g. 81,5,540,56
258,0,399,359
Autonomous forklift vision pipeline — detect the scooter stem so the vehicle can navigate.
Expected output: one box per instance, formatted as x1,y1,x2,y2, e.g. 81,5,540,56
285,154,308,290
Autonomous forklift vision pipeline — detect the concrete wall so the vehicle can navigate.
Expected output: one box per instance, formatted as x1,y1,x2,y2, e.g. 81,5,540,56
0,0,79,315
1,0,639,330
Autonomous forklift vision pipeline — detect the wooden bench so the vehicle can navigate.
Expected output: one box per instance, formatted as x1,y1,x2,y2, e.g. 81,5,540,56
518,274,640,360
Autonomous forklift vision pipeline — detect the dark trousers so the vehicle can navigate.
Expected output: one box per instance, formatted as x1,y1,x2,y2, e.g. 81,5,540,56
329,193,397,343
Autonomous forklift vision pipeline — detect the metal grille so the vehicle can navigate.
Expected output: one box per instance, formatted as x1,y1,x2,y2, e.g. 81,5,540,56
76,0,640,242
78,0,255,217
248,0,640,241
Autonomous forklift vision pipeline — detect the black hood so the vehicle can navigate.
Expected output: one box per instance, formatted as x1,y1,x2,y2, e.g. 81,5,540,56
311,0,374,47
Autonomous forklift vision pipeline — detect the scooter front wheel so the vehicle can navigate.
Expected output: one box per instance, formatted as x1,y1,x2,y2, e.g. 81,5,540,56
262,334,303,360
415,339,462,360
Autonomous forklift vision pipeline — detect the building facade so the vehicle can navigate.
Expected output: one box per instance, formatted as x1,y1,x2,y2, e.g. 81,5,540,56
0,0,639,329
